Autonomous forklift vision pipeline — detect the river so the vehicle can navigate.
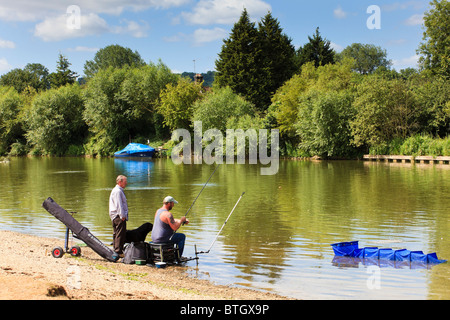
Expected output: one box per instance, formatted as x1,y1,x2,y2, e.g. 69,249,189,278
1,157,449,299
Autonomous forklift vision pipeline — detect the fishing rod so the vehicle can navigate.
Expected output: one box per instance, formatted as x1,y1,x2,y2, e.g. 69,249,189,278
172,164,220,238
195,192,245,258
183,164,220,222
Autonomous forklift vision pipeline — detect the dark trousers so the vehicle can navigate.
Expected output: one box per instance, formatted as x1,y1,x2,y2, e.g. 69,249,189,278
169,233,186,256
112,216,127,254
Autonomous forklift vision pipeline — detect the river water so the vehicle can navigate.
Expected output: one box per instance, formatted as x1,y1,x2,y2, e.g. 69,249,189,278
1,157,449,299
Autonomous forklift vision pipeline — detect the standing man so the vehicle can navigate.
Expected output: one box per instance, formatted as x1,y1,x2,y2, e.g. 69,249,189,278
152,196,188,257
109,175,128,257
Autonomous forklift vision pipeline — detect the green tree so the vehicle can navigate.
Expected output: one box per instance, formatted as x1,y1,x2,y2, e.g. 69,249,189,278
267,63,317,139
0,63,50,93
268,61,356,139
24,63,50,90
215,9,262,108
157,77,203,131
215,10,296,111
295,27,335,68
83,67,129,156
181,71,216,87
192,86,255,133
257,12,296,108
119,61,179,139
84,44,146,79
417,0,450,78
26,84,86,155
296,90,355,158
0,87,26,155
337,43,392,74
49,54,77,88
83,63,178,156
350,76,420,149
412,74,450,137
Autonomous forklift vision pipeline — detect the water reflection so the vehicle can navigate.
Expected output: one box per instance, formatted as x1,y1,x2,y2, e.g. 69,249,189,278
332,256,442,270
113,158,154,188
1,158,449,299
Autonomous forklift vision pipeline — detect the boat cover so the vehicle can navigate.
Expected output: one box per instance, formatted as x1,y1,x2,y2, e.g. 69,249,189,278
114,143,155,157
42,197,119,262
331,241,446,264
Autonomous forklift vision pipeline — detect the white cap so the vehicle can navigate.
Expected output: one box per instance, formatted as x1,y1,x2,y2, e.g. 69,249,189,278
163,196,178,204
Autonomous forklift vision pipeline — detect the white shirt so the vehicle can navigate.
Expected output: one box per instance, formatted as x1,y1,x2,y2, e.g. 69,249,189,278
109,185,128,221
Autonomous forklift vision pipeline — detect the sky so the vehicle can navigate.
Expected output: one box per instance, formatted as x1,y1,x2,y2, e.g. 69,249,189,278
0,0,432,77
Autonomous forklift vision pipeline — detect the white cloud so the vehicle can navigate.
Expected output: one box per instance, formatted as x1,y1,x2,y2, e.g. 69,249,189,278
330,42,344,53
163,33,186,43
193,27,228,45
333,6,347,19
0,1,186,42
392,55,419,69
180,0,272,25
163,27,228,46
0,2,56,22
382,1,425,12
0,0,190,22
387,39,407,46
34,13,149,42
170,68,183,74
403,14,424,26
34,13,110,42
0,58,12,74
0,39,15,49
67,46,100,52
114,20,149,38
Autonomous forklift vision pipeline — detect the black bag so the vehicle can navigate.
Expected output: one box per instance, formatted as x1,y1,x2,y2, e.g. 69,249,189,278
122,241,151,264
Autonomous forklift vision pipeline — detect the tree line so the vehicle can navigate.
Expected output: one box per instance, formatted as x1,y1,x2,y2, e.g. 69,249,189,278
0,1,448,158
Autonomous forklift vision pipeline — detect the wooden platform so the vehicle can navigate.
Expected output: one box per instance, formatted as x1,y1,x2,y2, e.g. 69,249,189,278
363,155,450,164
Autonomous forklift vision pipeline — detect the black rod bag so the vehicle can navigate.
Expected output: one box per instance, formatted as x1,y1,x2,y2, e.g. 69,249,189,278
42,197,119,262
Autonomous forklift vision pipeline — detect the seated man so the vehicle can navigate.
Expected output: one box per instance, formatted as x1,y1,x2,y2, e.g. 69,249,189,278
151,196,189,257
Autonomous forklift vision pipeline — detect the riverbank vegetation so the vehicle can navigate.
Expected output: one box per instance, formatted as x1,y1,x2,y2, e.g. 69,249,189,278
0,1,448,159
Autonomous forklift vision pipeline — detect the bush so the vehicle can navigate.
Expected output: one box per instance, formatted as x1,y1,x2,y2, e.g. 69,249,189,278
296,90,356,158
157,77,203,131
26,84,86,156
0,86,26,153
192,86,255,133
370,135,450,156
9,142,28,156
66,144,85,156
399,134,432,156
83,63,178,156
351,76,419,148
402,135,450,156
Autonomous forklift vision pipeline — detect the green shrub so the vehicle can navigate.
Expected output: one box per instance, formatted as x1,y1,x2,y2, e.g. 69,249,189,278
9,142,28,156
66,144,85,156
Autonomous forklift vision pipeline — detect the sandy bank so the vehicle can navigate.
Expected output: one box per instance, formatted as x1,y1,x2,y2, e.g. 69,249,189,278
0,230,291,300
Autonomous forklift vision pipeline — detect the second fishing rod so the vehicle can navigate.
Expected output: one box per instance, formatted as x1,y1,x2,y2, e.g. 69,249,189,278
172,164,220,236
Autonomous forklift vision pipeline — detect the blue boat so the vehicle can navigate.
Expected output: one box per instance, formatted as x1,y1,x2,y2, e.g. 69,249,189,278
114,143,156,158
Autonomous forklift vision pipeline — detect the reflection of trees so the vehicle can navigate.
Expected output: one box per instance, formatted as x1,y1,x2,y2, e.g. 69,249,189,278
2,158,449,296
222,194,292,283
214,163,294,283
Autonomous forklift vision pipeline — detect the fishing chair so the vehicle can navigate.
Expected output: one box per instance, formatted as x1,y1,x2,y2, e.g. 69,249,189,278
148,242,180,264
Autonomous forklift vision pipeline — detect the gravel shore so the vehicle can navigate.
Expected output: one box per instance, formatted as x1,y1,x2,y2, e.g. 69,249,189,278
0,230,290,300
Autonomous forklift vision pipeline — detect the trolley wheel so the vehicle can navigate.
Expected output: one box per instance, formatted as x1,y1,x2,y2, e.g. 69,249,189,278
69,246,81,257
51,247,64,258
